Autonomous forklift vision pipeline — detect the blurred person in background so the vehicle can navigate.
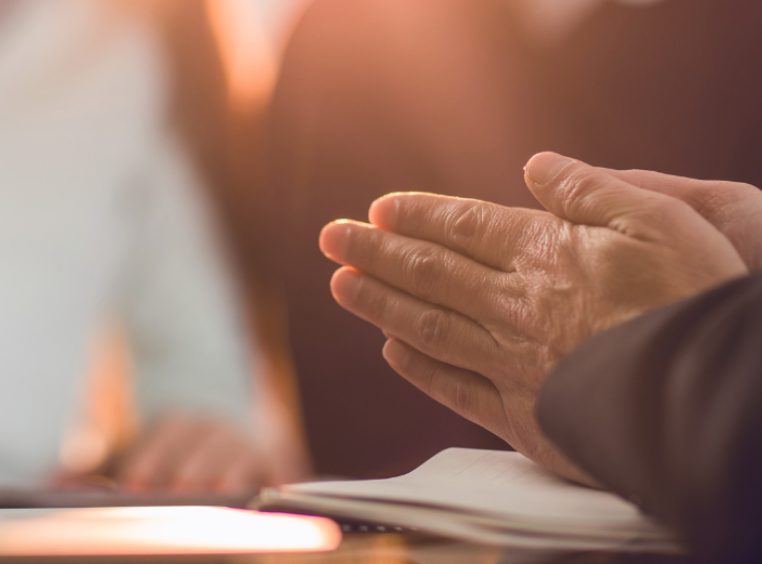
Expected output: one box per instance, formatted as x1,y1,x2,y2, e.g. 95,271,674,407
0,0,308,494
265,0,761,478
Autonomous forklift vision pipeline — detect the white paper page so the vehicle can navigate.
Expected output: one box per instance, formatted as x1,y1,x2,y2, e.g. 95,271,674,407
287,448,667,538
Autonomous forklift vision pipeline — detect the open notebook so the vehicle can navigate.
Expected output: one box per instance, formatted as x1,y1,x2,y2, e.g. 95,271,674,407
255,448,681,553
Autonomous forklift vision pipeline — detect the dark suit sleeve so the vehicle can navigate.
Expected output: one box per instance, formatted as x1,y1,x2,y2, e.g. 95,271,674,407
537,272,762,563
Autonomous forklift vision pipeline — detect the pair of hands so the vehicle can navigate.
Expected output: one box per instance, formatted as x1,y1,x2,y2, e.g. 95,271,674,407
320,152,762,484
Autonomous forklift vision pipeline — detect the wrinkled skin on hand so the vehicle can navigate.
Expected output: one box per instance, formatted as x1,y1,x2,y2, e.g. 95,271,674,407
319,152,749,484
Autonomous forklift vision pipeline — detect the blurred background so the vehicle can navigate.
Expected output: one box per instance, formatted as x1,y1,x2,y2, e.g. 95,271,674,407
0,0,759,489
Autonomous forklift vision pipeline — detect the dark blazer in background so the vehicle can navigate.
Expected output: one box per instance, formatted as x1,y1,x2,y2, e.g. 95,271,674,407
539,272,762,563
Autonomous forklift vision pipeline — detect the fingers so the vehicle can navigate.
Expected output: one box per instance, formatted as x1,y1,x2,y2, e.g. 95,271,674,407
117,415,204,491
607,168,762,270
367,192,545,271
116,416,261,495
605,168,744,209
216,455,261,494
320,219,520,322
169,426,256,494
524,152,682,238
330,267,518,377
382,339,508,441
384,338,595,487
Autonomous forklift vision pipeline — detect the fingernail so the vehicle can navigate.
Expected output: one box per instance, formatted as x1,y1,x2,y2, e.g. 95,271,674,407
369,195,399,227
382,339,408,370
524,152,575,186
382,339,397,362
330,268,362,304
319,220,352,259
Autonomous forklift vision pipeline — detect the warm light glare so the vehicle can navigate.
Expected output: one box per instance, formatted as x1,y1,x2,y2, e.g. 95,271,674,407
208,0,278,108
0,506,341,556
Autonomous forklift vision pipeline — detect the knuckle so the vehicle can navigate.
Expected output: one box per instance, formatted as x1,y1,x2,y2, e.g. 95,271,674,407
449,202,489,245
495,302,532,343
481,282,514,321
642,195,692,226
660,194,692,214
403,247,441,299
451,379,474,415
561,166,600,202
368,293,391,326
353,276,389,322
418,356,440,393
485,271,526,314
692,182,750,216
416,309,448,349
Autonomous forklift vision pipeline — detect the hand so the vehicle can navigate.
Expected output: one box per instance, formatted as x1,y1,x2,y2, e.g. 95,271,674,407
112,413,268,495
319,152,747,484
56,409,310,495
606,168,762,270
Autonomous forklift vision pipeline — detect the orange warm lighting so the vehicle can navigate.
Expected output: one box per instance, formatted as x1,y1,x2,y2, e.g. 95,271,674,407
0,506,342,556
207,0,278,108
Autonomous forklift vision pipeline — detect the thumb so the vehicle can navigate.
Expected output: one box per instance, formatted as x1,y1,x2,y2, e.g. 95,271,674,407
605,168,762,270
523,152,675,237
605,167,759,229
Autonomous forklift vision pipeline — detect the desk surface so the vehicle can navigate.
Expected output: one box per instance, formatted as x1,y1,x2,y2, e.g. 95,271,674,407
0,532,694,564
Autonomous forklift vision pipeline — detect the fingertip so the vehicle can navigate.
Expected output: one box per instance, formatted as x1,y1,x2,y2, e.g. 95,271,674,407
382,338,409,370
318,220,353,260
381,338,396,362
524,151,577,188
329,266,362,304
369,194,401,227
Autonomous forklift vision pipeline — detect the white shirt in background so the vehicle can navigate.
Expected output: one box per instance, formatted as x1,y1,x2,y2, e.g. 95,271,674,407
0,1,258,486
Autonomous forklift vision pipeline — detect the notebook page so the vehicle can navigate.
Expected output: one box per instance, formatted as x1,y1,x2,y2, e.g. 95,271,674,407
287,448,666,537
